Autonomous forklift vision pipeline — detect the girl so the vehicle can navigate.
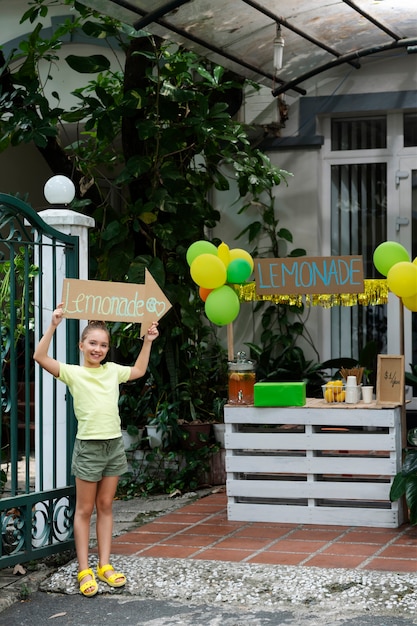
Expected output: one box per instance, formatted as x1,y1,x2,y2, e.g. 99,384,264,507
33,303,159,597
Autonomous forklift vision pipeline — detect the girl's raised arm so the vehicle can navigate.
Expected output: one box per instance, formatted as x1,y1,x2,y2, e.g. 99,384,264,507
129,322,159,381
33,304,64,378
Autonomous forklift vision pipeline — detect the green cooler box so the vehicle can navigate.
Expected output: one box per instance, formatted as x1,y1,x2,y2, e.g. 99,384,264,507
254,382,306,407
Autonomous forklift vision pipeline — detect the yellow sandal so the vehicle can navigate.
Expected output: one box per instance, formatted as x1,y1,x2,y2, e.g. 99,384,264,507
97,563,126,588
77,568,98,597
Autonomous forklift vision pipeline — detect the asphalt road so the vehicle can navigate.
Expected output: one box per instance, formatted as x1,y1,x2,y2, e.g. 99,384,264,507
0,593,416,626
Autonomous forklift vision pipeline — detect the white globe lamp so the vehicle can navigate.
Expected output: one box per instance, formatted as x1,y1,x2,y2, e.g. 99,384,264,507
44,175,75,206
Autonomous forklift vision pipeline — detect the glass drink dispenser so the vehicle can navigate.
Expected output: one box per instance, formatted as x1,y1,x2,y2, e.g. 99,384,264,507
228,351,256,405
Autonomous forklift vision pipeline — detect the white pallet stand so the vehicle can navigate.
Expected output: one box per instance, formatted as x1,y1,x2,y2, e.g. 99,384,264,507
224,399,403,528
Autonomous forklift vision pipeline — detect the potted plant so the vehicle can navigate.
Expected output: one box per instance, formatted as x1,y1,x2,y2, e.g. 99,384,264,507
174,340,228,449
118,377,154,451
390,427,417,524
145,396,181,449
212,397,227,448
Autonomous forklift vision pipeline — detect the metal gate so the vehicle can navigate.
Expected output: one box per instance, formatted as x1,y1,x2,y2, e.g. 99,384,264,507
0,193,79,568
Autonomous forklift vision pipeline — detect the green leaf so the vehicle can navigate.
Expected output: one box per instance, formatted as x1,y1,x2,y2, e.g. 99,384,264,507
82,20,119,39
31,131,48,148
160,162,183,181
288,248,307,257
135,120,157,140
20,5,41,24
119,23,149,40
213,66,225,84
244,342,264,358
97,113,115,141
212,171,230,191
406,475,417,524
62,110,87,123
65,54,111,74
101,220,122,242
196,65,216,84
115,156,151,184
277,228,293,243
126,258,148,284
131,50,157,61
406,371,417,385
209,102,229,117
290,322,304,336
139,212,157,225
95,85,114,108
402,449,417,476
147,258,166,287
235,223,256,241
159,83,196,102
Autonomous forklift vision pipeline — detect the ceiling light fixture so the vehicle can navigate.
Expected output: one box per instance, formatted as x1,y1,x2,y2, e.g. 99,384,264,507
273,23,285,73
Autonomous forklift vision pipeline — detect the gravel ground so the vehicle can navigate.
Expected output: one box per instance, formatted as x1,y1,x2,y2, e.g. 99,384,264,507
39,554,417,623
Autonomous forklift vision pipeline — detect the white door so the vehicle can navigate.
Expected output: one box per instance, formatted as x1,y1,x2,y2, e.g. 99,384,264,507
325,113,416,383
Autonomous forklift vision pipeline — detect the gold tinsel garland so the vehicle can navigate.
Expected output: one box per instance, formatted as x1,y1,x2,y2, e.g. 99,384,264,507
234,279,388,308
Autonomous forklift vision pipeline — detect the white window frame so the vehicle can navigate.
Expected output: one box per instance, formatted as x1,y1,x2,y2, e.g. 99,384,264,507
319,112,415,368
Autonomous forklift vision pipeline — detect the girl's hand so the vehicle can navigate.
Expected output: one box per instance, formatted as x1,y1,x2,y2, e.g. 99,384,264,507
129,322,159,380
52,303,64,327
145,321,159,341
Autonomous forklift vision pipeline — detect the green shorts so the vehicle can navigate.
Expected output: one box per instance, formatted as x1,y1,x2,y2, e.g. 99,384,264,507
71,437,128,482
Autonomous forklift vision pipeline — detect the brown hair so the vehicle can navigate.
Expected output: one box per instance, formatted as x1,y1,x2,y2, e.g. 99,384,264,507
81,320,110,343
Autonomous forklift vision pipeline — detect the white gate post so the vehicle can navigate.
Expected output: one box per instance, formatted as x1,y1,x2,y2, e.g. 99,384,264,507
34,203,94,490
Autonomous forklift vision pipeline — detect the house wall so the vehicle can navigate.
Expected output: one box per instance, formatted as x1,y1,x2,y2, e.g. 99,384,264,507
212,52,416,361
1,0,69,41
1,4,415,366
0,5,124,208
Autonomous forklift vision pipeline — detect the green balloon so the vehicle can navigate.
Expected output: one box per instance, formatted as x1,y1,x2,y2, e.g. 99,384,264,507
373,241,409,277
205,285,240,326
226,258,252,284
186,240,217,266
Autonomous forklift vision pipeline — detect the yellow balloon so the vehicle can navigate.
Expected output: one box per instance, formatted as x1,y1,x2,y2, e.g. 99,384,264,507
402,293,417,312
190,253,227,289
229,248,254,271
217,242,230,268
387,262,417,298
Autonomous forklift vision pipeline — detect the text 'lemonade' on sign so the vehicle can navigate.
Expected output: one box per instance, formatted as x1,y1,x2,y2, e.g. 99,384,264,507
254,255,364,296
62,270,172,335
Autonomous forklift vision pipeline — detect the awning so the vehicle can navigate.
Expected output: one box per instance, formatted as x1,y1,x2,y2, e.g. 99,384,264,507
81,0,417,96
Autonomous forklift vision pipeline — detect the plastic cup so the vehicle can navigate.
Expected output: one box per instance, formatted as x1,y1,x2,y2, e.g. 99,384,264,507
362,386,373,403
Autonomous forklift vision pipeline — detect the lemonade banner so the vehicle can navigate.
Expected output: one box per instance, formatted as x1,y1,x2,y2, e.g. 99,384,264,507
255,255,364,296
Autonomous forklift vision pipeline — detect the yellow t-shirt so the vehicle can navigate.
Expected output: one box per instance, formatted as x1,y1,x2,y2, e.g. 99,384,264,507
58,362,131,440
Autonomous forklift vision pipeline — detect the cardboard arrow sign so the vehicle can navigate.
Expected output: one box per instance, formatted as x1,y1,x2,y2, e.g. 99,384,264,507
62,270,172,336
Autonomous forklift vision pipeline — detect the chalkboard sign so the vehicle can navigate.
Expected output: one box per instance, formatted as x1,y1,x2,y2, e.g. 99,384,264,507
376,355,405,405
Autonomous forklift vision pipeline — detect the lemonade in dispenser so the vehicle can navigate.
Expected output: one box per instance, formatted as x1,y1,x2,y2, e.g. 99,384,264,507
228,351,256,404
